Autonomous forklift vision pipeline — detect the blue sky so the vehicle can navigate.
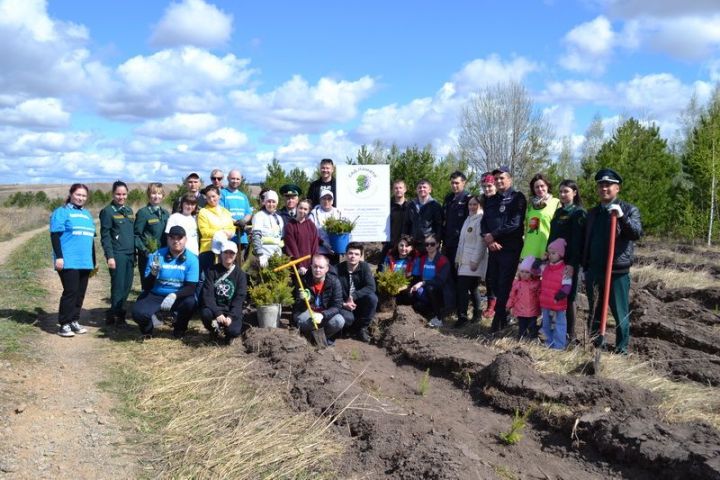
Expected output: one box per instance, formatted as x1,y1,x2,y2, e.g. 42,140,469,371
1,0,719,185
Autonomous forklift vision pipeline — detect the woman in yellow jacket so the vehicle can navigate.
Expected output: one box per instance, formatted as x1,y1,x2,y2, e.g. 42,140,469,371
197,185,235,274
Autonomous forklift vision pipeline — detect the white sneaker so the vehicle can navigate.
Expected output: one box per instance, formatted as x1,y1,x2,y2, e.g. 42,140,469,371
69,321,87,334
57,324,75,337
428,317,444,328
151,314,163,329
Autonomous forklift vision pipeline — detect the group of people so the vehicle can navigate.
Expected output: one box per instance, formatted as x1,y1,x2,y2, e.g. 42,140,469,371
49,159,642,353
378,165,642,353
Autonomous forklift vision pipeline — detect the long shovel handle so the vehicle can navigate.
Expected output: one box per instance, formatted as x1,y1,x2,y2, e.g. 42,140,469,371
599,211,618,338
288,263,320,330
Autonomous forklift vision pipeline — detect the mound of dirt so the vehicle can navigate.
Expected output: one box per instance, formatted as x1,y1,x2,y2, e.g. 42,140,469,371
376,305,496,380
631,290,720,356
479,351,720,480
632,336,720,386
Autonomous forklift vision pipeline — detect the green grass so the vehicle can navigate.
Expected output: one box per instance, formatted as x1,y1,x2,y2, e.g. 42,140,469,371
0,232,50,358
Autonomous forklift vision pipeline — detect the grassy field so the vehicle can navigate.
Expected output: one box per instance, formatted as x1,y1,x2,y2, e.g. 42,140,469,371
0,206,49,241
0,231,49,358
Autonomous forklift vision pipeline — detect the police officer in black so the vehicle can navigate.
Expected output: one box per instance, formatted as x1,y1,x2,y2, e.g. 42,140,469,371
480,166,527,333
100,181,135,327
442,171,470,270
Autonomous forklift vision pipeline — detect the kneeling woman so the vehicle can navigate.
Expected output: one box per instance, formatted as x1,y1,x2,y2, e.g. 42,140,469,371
380,234,416,304
200,240,247,343
409,233,454,328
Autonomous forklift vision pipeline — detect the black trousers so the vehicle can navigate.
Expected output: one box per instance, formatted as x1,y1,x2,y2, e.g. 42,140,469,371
339,293,379,331
58,269,90,326
456,275,482,320
486,248,521,332
200,307,243,338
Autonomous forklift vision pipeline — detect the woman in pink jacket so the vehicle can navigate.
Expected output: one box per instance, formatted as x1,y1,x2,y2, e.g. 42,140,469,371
506,255,541,339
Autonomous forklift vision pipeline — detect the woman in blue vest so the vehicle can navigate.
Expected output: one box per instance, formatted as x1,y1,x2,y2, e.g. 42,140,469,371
50,184,96,337
409,233,455,328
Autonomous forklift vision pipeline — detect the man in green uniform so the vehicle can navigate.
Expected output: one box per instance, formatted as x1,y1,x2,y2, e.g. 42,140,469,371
583,168,642,354
100,181,136,327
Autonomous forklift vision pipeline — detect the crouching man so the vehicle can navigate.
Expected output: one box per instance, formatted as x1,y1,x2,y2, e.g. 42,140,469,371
294,254,345,346
132,226,199,338
199,240,247,344
337,242,377,343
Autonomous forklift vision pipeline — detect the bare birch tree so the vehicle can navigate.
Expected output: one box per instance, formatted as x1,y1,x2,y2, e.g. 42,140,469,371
458,81,553,186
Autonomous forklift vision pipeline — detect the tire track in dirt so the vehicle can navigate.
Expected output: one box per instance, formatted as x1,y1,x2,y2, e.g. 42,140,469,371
0,226,47,267
0,248,138,478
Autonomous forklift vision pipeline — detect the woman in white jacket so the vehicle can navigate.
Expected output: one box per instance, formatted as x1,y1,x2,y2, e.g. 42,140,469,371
454,195,488,327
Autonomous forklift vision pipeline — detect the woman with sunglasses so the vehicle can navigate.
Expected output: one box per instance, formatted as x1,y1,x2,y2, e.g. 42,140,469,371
409,233,454,328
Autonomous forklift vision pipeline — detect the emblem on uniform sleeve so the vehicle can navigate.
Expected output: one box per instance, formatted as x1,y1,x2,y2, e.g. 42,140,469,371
499,205,505,213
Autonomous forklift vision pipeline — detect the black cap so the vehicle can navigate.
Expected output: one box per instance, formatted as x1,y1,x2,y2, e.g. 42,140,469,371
595,168,622,184
279,184,301,196
168,226,186,237
492,165,511,175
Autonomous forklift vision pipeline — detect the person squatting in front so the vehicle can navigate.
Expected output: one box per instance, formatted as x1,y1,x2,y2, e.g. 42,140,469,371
50,183,96,337
132,226,199,339
99,180,135,328
294,254,345,346
337,242,378,343
199,239,247,344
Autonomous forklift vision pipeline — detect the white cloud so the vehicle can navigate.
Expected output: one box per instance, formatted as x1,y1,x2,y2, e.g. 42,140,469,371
451,55,539,94
0,0,110,99
136,113,219,139
1,130,91,155
355,54,538,149
150,0,233,48
230,75,375,133
539,80,614,104
603,0,720,18
100,47,253,119
0,98,70,128
559,16,616,74
194,127,250,151
543,104,575,138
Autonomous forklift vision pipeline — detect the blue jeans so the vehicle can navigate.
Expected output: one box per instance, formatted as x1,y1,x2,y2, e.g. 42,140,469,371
294,310,345,338
542,309,567,350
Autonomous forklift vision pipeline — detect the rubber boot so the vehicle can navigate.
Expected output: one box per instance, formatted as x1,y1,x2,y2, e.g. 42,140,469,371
482,298,496,319
115,310,129,329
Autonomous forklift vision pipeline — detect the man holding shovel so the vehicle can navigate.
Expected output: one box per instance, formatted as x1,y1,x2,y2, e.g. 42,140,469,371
294,254,345,346
583,168,642,354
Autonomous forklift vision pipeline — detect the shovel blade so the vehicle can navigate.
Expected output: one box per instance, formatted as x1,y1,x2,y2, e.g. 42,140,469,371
310,327,328,349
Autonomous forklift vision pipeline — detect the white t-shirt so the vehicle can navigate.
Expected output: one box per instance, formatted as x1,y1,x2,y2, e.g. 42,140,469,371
165,213,199,255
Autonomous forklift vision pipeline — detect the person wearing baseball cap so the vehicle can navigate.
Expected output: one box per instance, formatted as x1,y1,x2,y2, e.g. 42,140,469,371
132,224,200,339
309,189,344,260
200,239,247,344
172,172,207,213
480,165,527,333
583,167,642,354
251,190,285,268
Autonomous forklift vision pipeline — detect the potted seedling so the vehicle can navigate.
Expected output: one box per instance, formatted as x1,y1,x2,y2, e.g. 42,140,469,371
323,216,357,254
375,268,410,312
248,254,294,328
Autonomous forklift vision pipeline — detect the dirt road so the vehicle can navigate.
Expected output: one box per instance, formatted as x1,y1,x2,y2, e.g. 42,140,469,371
0,236,138,478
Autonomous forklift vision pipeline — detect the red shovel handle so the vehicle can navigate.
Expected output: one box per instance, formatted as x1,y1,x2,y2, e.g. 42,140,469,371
598,211,618,337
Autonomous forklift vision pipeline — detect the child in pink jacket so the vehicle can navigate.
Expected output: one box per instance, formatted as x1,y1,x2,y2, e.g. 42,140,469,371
539,238,572,349
506,256,541,339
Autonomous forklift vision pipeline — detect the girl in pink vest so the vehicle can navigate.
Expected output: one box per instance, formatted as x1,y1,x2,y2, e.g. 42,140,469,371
506,255,541,339
539,238,572,349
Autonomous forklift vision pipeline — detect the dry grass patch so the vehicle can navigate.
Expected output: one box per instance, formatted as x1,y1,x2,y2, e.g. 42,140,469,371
632,263,720,290
0,206,48,241
102,339,344,479
493,338,720,429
